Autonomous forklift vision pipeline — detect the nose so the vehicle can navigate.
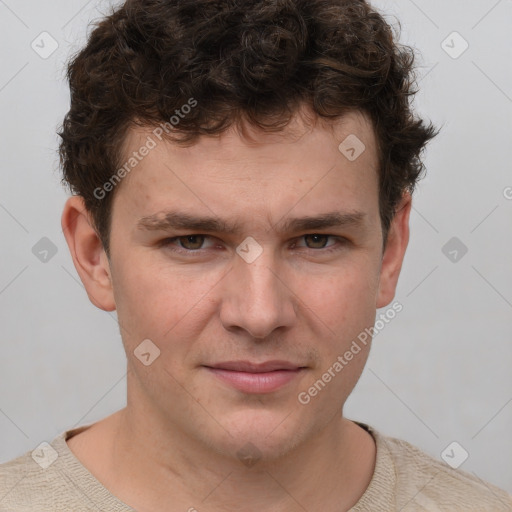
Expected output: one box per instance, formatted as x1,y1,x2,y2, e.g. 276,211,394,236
219,249,297,339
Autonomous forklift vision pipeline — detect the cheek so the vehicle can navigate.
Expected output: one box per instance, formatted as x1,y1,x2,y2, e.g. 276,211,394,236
298,258,379,335
299,270,376,402
111,258,222,348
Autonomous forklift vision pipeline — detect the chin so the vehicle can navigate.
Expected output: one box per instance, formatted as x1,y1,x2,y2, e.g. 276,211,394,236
206,408,311,464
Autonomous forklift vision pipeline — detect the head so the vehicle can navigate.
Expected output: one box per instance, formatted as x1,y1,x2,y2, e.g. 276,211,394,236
60,0,437,463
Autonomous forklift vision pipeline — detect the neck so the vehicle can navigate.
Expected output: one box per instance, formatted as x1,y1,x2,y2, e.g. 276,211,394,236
68,396,376,512
99,408,375,511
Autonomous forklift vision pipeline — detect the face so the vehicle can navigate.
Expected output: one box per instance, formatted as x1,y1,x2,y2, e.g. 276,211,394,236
64,108,410,462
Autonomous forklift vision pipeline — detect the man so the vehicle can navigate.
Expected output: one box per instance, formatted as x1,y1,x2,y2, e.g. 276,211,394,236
1,0,511,510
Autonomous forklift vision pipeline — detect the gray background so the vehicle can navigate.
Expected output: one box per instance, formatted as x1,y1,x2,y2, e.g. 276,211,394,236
1,0,511,496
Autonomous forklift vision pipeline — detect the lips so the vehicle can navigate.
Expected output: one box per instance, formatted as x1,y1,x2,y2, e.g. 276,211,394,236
205,360,303,372
203,360,306,393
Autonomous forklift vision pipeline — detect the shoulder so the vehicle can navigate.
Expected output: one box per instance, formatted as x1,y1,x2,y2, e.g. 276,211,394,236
0,447,56,511
376,429,512,511
0,428,133,512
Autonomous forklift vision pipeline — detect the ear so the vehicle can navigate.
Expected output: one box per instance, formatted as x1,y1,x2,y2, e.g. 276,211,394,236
376,192,411,309
61,195,116,312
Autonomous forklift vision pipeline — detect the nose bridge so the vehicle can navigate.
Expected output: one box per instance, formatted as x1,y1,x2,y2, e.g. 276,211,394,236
220,247,295,338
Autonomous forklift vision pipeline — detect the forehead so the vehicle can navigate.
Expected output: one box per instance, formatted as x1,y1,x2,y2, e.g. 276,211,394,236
112,110,380,229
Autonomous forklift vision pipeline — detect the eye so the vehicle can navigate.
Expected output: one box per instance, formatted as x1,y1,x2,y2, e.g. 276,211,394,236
302,234,333,249
293,234,344,251
176,235,207,250
160,235,214,251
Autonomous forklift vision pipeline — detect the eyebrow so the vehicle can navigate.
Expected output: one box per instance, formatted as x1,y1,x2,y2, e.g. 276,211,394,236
136,210,367,235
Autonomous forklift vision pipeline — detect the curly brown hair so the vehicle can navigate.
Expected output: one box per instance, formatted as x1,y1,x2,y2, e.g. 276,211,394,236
58,0,438,258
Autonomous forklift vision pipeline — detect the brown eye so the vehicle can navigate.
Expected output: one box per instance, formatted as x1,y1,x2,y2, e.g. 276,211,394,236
303,234,330,249
177,235,206,250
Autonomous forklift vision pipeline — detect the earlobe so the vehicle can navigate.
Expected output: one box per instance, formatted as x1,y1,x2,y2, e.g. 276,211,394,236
376,192,411,309
61,196,116,312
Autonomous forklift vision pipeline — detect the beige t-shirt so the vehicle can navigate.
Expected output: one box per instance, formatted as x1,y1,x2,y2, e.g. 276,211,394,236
1,421,511,511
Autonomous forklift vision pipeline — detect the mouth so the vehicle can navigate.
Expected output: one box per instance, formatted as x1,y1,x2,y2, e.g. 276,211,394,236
202,360,307,394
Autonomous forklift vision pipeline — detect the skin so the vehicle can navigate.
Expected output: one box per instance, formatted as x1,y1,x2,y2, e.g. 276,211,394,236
61,107,411,512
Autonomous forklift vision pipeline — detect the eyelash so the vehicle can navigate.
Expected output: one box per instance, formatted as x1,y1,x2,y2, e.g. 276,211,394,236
158,234,348,256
